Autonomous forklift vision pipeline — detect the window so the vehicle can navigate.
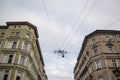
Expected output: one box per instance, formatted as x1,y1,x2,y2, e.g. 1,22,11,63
16,72,22,80
106,37,112,42
16,32,20,37
112,59,117,67
94,48,98,55
18,26,21,28
23,43,28,51
3,70,9,80
92,38,96,44
108,46,113,52
116,74,120,80
29,27,31,30
98,76,104,80
89,67,91,73
0,41,1,47
26,34,30,38
1,33,5,37
12,42,17,49
8,55,13,63
95,61,102,69
19,56,25,65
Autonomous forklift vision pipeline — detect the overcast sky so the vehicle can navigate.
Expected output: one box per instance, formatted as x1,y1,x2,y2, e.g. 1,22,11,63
0,0,120,80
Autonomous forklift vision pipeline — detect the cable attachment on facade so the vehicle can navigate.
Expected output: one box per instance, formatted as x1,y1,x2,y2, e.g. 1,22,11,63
54,50,67,58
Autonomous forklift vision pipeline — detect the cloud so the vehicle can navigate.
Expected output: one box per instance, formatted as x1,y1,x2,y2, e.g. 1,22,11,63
0,0,120,80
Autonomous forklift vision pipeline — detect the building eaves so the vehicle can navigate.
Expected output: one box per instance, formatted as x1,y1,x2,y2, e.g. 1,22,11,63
77,30,120,61
6,21,39,38
0,26,8,29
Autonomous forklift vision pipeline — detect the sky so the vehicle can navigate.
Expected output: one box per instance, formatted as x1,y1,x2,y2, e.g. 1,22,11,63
0,0,120,80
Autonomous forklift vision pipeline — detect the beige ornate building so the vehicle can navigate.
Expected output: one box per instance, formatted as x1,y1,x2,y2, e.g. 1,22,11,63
74,30,120,80
0,22,48,80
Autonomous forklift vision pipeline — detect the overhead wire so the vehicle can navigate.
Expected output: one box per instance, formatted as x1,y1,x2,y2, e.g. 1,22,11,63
59,0,89,50
66,18,120,50
103,18,120,28
63,0,98,50
41,0,58,46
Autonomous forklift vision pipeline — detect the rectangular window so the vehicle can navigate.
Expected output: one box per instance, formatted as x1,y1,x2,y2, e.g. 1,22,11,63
16,72,22,80
95,61,102,69
92,38,96,44
16,32,20,37
23,43,28,51
12,42,17,49
3,70,9,80
19,56,25,65
94,48,98,55
108,46,113,52
89,67,91,73
8,55,13,63
112,59,117,67
116,74,120,80
1,33,5,38
0,42,1,48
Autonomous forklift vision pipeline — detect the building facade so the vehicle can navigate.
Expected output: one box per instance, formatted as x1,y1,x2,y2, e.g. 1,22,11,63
0,22,48,80
74,30,120,80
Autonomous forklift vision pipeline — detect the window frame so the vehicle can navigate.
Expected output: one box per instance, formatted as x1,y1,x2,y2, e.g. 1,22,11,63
12,41,17,49
0,41,2,47
112,59,117,67
19,56,25,65
108,46,113,52
16,72,22,80
95,61,102,69
23,43,28,51
92,38,96,44
94,48,98,55
16,32,20,37
8,55,13,63
1,33,5,37
3,70,9,80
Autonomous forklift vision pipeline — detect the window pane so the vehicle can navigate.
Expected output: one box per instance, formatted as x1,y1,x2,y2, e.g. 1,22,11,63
16,76,21,80
112,59,117,67
1,33,5,37
0,42,1,47
108,46,113,52
92,38,96,44
19,56,25,65
3,75,8,80
95,61,102,69
16,72,22,80
12,42,17,48
8,55,13,63
3,71,9,80
94,48,98,55
23,43,27,51
16,32,20,37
